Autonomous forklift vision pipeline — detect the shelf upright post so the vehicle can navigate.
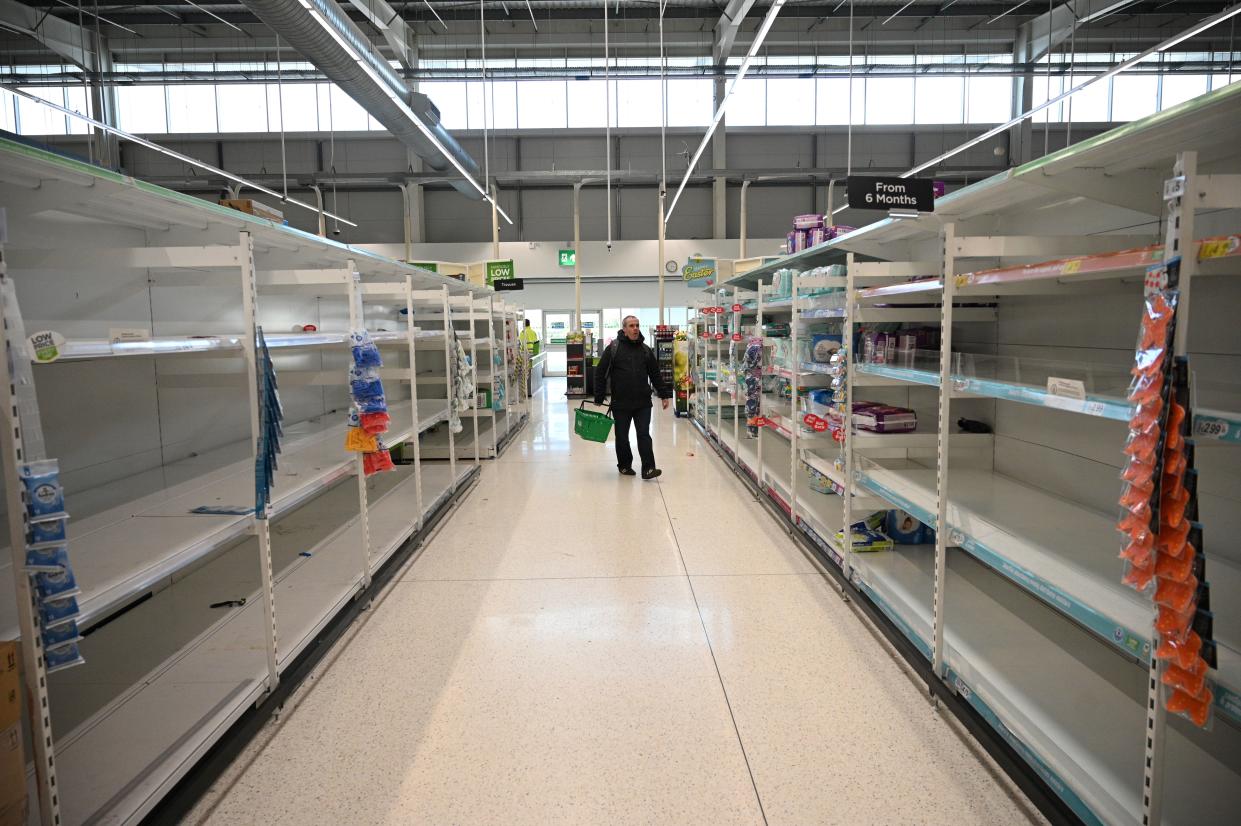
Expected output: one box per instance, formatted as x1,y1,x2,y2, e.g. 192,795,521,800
715,299,723,441
0,254,61,826
346,260,374,589
1140,149,1200,826
441,285,457,485
790,278,800,532
467,292,481,463
930,225,957,681
239,231,280,692
495,296,505,456
757,286,765,490
842,254,857,581
404,275,425,528
732,288,740,456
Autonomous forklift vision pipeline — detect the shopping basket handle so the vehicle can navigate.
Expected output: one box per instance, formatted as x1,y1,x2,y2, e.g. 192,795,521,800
579,400,612,415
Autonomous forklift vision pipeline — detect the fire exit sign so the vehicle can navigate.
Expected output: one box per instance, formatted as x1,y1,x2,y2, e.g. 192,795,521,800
558,249,576,267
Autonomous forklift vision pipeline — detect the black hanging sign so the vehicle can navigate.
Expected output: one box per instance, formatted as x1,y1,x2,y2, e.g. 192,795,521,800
493,278,525,291
846,176,935,212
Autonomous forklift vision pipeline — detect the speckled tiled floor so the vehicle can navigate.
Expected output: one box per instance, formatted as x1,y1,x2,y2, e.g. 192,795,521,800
190,380,1046,826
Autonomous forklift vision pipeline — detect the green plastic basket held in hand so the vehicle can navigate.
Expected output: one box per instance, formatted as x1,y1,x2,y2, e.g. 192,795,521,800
574,403,614,443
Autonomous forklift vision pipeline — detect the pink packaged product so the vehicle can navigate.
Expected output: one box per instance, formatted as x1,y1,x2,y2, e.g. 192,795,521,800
793,213,824,230
825,225,856,241
853,401,918,433
786,231,798,253
807,227,827,248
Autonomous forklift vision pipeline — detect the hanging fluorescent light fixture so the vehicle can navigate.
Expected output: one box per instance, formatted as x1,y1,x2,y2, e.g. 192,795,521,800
296,0,514,224
0,84,360,227
903,2,1241,178
664,0,787,226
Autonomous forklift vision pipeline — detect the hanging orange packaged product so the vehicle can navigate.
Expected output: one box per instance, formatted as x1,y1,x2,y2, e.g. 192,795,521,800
1120,482,1154,510
1162,659,1208,697
1154,574,1198,613
1119,532,1156,568
1155,629,1202,667
345,427,378,453
1122,457,1157,487
1154,543,1196,582
1155,604,1194,642
1122,560,1156,591
1156,519,1191,557
1123,428,1161,459
1166,684,1212,728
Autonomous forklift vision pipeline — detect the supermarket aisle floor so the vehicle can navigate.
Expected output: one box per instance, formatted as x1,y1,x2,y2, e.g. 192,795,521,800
192,381,1046,826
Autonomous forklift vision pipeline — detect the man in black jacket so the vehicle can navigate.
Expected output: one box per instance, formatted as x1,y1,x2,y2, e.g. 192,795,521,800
593,315,672,479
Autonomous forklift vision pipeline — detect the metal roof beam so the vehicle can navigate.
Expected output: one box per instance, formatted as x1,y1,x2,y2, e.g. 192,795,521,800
347,0,417,69
713,0,757,65
1021,0,1139,61
0,0,103,71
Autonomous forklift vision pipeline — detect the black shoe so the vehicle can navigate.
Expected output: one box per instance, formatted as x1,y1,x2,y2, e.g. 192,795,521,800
618,467,636,476
641,468,662,480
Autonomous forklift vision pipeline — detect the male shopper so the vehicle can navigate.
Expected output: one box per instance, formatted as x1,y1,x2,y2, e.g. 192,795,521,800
593,316,672,479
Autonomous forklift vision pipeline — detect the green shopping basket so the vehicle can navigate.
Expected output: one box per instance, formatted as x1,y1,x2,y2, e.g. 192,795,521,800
574,402,614,443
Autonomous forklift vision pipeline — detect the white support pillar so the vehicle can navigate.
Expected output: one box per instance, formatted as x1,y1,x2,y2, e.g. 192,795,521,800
930,225,957,680
658,190,666,324
739,180,751,259
404,275,425,528
346,259,374,588
574,182,583,328
240,231,280,692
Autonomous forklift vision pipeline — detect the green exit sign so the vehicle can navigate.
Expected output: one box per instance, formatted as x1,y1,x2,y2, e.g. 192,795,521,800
558,249,576,267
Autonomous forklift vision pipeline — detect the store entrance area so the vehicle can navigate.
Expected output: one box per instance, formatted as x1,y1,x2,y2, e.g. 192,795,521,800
192,379,1043,825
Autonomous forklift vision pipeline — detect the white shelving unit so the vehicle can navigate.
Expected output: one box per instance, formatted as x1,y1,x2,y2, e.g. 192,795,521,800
689,84,1241,826
0,136,488,825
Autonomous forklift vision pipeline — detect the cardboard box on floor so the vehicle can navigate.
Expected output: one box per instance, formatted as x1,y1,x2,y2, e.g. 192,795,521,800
0,641,28,826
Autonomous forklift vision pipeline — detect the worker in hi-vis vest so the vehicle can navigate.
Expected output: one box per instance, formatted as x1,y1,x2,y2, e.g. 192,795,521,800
519,318,539,353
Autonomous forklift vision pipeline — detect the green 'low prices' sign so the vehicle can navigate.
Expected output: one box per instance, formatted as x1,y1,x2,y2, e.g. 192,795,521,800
486,259,515,286
558,249,576,267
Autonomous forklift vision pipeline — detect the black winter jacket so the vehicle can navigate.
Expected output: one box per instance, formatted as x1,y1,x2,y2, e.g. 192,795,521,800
594,331,672,410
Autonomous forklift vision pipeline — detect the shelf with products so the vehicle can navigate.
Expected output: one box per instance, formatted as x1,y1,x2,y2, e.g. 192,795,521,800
685,85,1241,826
0,133,503,826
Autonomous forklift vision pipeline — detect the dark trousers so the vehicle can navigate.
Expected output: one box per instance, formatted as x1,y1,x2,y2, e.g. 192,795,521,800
613,405,655,471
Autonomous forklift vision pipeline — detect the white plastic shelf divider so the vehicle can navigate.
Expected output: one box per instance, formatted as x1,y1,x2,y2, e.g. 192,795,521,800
0,399,449,640
855,463,1153,660
43,331,418,361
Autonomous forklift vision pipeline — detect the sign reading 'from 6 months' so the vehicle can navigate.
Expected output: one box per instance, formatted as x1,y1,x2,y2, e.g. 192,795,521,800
846,176,935,213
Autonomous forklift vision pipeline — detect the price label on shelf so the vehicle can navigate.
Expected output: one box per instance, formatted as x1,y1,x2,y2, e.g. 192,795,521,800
732,303,743,312
732,333,743,342
705,306,725,314
803,413,822,429
752,416,768,427
1194,417,1231,440
812,418,829,432
700,331,710,339
714,332,725,340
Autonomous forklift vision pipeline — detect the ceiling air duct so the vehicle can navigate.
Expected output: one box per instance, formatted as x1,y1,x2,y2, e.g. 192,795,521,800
242,0,483,199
